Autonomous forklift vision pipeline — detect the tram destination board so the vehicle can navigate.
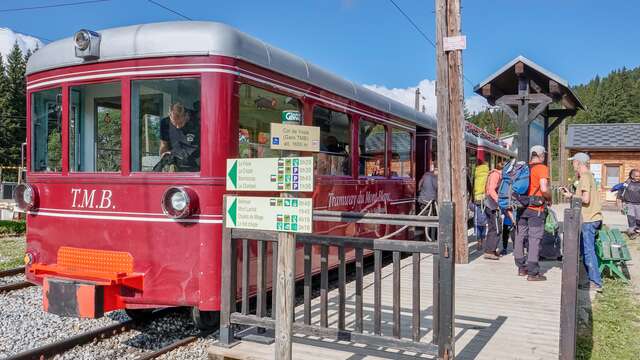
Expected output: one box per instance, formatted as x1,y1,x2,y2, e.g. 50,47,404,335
226,157,313,191
225,196,312,233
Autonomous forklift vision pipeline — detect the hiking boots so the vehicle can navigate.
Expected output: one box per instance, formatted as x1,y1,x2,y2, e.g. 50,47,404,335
518,269,528,277
527,274,547,281
484,253,499,260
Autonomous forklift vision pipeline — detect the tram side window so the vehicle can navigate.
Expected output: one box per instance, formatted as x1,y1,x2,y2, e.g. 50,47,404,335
69,82,121,172
358,120,386,177
238,84,302,158
130,78,201,172
313,107,351,176
391,128,411,178
32,88,62,172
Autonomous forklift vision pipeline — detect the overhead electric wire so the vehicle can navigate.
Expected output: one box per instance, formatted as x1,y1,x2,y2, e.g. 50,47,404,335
387,0,475,88
147,0,192,21
0,0,110,13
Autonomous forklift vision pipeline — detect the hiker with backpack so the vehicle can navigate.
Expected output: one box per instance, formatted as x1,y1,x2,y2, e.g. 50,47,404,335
473,159,490,249
505,145,550,281
483,160,504,259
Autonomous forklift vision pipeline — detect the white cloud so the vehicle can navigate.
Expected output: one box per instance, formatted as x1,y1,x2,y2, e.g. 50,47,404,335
363,79,490,116
0,28,44,62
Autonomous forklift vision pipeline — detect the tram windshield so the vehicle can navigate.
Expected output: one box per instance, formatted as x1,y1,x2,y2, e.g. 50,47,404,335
69,82,122,172
131,78,201,172
31,88,62,172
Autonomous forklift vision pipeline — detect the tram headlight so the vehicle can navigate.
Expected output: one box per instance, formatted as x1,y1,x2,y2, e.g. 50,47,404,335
73,29,101,60
161,187,198,219
13,184,38,211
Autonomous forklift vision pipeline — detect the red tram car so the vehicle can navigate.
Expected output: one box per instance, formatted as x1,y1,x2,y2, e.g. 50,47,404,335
16,22,514,328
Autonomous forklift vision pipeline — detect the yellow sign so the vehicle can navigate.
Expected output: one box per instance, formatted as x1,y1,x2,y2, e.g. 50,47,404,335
270,123,320,152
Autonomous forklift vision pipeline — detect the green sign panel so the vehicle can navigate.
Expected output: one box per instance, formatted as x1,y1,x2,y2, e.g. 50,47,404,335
225,196,312,233
226,157,313,192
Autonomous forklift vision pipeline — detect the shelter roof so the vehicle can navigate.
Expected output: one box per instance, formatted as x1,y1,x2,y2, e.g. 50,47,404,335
567,123,640,151
473,56,584,110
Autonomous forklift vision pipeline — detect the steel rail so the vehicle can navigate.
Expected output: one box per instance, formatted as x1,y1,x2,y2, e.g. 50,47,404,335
0,266,25,277
0,281,34,293
134,330,214,360
7,308,173,360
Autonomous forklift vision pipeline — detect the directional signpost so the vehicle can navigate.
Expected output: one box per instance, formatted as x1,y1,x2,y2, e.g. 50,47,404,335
225,196,312,233
226,157,313,192
225,153,316,360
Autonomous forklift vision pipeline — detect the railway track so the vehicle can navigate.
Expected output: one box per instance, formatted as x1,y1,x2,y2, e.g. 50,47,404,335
6,309,175,360
0,267,34,293
0,266,25,277
0,280,33,293
133,330,214,360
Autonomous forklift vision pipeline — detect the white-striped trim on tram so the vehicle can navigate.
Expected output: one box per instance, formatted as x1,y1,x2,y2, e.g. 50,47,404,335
36,207,222,218
26,64,415,131
26,211,222,224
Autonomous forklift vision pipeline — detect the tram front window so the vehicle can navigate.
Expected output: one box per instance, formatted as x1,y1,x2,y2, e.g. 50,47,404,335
130,78,201,172
31,88,62,172
69,82,122,172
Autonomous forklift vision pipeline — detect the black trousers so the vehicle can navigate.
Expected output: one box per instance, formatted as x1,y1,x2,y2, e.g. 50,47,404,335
483,208,501,254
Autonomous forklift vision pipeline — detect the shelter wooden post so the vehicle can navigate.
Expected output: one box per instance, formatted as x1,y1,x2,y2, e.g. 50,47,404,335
436,0,467,265
275,231,295,360
558,121,567,184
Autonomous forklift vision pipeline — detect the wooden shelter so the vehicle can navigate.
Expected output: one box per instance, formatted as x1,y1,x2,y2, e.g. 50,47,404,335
474,56,584,163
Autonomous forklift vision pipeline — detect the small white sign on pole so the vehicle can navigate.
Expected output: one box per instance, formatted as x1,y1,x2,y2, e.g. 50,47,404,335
443,35,467,51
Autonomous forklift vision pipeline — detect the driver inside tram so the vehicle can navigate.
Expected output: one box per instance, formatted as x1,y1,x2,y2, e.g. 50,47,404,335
158,102,201,172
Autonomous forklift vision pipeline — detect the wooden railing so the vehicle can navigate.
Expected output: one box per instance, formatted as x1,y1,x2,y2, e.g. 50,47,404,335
218,197,456,359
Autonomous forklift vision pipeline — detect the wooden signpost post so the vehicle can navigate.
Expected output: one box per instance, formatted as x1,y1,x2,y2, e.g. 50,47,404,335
224,119,319,360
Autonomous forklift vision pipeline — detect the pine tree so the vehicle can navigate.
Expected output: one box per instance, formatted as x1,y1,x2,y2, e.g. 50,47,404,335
1,43,27,166
0,52,13,166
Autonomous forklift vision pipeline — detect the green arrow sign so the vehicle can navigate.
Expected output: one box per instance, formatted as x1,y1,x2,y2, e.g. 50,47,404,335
227,160,238,189
227,198,237,226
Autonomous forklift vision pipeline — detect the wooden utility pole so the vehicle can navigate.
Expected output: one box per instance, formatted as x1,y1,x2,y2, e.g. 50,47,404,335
436,0,467,265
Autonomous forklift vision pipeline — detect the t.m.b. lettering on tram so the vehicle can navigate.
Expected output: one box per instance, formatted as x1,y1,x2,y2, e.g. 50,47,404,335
70,188,115,209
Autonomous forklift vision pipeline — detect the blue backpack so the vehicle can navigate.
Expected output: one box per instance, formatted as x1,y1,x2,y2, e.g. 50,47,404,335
498,160,530,211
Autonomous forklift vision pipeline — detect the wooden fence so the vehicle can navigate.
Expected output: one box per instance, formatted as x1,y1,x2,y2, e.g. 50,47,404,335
218,196,456,359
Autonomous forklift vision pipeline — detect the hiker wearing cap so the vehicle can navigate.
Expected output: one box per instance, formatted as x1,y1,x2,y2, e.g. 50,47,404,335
514,145,551,281
617,169,640,237
561,152,603,290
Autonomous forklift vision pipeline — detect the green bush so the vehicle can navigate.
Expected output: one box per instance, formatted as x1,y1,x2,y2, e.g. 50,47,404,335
0,220,26,235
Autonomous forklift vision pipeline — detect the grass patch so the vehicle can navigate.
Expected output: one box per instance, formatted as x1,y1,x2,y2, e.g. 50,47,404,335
0,220,26,236
576,279,640,360
0,236,26,271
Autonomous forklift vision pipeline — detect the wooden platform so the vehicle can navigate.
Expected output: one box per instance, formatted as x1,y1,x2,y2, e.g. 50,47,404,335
210,247,562,360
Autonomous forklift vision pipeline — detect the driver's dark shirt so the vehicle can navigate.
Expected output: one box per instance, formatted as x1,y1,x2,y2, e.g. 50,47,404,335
160,117,200,171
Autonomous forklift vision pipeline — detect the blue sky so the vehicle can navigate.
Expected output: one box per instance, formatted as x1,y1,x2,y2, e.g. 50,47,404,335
3,0,639,112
